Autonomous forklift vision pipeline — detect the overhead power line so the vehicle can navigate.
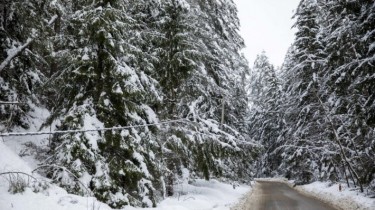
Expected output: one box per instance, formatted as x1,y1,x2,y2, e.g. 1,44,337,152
0,119,186,137
0,101,24,105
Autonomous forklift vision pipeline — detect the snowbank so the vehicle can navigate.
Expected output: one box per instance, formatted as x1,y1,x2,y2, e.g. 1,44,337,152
1,123,250,210
230,182,256,210
0,104,251,210
295,181,375,210
1,166,250,210
0,185,112,210
1,137,251,210
125,179,250,210
0,140,112,210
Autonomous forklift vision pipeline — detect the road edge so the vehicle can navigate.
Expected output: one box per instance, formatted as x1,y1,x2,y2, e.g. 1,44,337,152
254,178,372,210
294,184,372,210
230,181,257,210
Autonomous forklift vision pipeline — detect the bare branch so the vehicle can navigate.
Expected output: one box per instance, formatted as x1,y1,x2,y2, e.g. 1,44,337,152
0,171,37,180
33,164,92,196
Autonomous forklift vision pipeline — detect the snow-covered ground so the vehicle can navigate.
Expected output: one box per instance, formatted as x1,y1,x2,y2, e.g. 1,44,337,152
0,105,250,210
125,180,250,210
295,181,375,210
0,143,249,210
1,167,249,210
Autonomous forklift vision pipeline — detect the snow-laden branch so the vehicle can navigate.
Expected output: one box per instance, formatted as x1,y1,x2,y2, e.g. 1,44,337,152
0,39,33,71
32,164,92,196
0,15,58,72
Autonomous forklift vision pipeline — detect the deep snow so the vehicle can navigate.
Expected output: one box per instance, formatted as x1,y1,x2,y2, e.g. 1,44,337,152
0,142,250,210
295,181,375,210
0,105,250,210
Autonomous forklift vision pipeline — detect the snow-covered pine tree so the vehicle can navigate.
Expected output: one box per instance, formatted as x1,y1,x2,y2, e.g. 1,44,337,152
247,52,282,177
149,0,210,188
276,0,336,183
44,0,162,207
190,0,258,181
274,0,374,192
318,0,375,191
0,0,57,130
196,0,250,130
0,0,260,205
151,0,258,187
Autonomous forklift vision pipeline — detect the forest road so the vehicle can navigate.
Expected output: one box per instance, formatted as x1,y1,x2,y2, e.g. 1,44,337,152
240,181,337,210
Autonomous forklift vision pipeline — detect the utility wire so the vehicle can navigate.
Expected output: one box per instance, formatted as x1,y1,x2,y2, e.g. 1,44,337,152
0,101,24,105
0,119,186,137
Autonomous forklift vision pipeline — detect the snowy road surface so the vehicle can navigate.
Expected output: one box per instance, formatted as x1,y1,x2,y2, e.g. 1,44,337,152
237,181,337,210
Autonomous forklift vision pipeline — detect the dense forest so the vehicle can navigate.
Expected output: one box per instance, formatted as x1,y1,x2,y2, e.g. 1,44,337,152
249,0,375,193
0,0,374,208
1,0,257,207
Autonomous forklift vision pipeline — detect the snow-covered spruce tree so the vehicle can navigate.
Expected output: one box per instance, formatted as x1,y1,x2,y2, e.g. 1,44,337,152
276,0,337,183
318,0,375,191
274,0,374,191
195,0,250,130
44,1,162,207
190,0,258,181
247,52,282,177
0,0,57,130
152,0,258,189
198,0,257,181
154,0,224,187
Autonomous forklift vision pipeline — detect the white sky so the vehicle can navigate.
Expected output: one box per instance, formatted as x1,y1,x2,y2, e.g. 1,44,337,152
234,0,300,68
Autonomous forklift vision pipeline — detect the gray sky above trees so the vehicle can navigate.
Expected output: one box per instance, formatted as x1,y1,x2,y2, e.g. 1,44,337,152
235,0,300,68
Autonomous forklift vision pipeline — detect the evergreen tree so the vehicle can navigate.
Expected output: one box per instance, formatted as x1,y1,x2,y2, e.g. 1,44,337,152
191,0,256,181
276,0,327,183
0,0,57,130
44,0,162,207
318,0,375,191
270,0,375,191
247,52,282,177
152,0,258,187
1,0,261,206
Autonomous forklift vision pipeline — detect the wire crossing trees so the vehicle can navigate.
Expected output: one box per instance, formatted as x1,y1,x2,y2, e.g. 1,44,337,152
43,0,163,207
1,0,260,207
